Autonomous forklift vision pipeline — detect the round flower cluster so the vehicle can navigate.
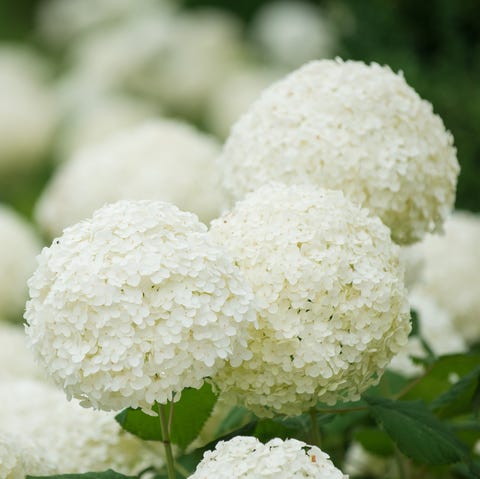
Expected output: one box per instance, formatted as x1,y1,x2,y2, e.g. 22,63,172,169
389,290,466,377
0,379,163,474
210,183,410,416
0,46,57,172
220,59,459,245
413,211,480,343
0,204,41,321
250,1,336,68
25,200,256,412
189,436,347,479
0,323,45,381
35,119,223,238
0,432,53,479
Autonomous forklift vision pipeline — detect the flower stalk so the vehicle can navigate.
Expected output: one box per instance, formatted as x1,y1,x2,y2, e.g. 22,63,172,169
158,403,176,479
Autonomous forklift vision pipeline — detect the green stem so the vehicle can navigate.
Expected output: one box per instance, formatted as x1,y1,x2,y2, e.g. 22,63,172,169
159,403,176,479
309,408,321,447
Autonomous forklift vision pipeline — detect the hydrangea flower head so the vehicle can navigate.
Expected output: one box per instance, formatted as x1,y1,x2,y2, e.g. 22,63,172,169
25,200,256,412
189,436,347,479
210,183,410,416
0,379,163,474
221,59,459,245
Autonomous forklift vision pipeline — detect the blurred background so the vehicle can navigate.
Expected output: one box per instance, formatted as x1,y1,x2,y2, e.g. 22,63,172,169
1,0,479,218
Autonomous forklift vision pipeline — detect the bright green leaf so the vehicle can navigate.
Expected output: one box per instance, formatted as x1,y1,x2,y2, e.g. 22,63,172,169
27,470,135,479
115,382,217,449
364,395,467,465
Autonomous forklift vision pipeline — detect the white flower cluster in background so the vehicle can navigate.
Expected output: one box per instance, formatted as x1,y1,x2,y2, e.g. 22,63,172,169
138,9,247,118
35,119,223,238
389,290,466,377
26,200,256,412
0,323,45,381
210,183,410,416
0,46,57,172
250,1,336,68
0,432,54,479
0,379,163,474
411,211,480,343
221,59,459,245
189,436,347,479
36,0,174,47
55,93,158,160
0,204,42,321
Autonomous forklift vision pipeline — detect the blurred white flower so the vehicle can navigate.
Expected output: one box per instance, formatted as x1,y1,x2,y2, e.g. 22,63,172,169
36,0,175,47
0,323,45,381
0,204,42,321
0,46,57,171
205,66,284,139
389,290,466,377
0,379,163,474
138,9,247,117
343,442,392,478
55,93,158,160
35,119,223,238
0,432,54,479
250,1,336,68
189,436,347,479
412,211,480,343
221,59,459,245
210,183,410,417
26,200,256,412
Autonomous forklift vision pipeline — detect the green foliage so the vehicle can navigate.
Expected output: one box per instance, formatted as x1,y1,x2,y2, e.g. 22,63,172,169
27,470,135,479
115,382,217,450
364,395,467,465
353,427,395,457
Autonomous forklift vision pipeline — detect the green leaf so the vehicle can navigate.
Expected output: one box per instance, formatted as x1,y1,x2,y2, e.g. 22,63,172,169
402,353,480,404
253,415,310,443
27,470,135,479
410,308,419,337
431,366,480,418
364,395,467,464
215,405,254,437
353,427,395,457
115,382,217,450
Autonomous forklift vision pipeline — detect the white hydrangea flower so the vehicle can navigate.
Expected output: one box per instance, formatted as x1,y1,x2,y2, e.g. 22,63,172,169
205,66,285,139
36,0,174,47
221,59,459,245
250,1,336,68
35,119,224,238
210,183,410,417
412,211,480,343
0,432,54,479
0,204,42,321
67,12,171,93
189,436,347,479
0,323,46,381
0,379,162,474
389,290,466,377
26,200,256,412
0,46,57,171
138,9,246,117
55,94,158,160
